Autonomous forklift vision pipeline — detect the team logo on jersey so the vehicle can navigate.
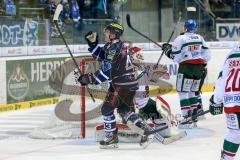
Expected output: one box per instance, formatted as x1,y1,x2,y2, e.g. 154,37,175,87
7,64,29,100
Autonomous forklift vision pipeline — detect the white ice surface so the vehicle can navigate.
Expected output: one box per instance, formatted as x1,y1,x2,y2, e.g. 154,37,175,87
0,93,239,160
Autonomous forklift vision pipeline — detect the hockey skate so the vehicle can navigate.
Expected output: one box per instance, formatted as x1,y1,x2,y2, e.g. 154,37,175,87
99,129,119,149
191,108,198,128
139,131,155,149
197,108,206,120
178,109,198,129
177,118,195,129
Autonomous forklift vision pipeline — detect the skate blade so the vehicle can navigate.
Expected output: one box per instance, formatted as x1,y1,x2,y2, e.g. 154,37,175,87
178,123,197,129
140,134,154,149
198,115,206,121
162,131,187,145
99,143,119,149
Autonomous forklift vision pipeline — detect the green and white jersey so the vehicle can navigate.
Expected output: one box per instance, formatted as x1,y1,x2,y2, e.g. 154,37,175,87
214,46,240,114
171,32,211,64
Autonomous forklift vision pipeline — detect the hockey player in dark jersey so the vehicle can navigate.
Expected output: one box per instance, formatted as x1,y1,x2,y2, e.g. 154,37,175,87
77,22,154,149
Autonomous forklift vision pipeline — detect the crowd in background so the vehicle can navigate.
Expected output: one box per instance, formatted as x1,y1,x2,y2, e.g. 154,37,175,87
0,0,126,21
201,0,240,18
0,0,16,16
0,0,239,42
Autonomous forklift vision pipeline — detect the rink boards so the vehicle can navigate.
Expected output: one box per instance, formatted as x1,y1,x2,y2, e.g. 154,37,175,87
0,43,233,112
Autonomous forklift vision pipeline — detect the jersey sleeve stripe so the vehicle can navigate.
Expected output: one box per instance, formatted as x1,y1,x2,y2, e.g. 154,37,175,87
202,46,209,49
181,41,203,50
100,70,109,79
227,53,240,59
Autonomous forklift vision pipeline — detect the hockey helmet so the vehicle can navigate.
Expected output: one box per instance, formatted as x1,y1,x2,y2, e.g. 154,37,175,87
184,19,198,33
129,47,144,64
105,22,124,38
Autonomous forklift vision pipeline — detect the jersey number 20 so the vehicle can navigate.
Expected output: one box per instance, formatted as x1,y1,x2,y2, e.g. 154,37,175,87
225,68,240,92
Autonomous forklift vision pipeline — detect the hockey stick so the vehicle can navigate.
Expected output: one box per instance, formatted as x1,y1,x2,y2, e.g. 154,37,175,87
126,13,181,65
155,12,182,66
182,110,210,125
53,4,95,102
144,123,186,145
126,14,162,49
144,125,168,136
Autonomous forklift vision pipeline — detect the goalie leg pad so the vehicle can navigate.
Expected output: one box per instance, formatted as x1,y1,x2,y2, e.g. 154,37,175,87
125,112,145,136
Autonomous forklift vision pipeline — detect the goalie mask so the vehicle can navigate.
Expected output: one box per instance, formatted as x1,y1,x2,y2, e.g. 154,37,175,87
128,47,144,64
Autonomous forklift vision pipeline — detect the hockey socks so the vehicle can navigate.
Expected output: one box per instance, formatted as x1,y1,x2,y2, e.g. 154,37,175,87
100,114,118,149
221,140,239,160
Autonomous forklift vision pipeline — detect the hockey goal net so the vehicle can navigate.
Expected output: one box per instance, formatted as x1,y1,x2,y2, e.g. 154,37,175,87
28,56,158,141
29,56,110,139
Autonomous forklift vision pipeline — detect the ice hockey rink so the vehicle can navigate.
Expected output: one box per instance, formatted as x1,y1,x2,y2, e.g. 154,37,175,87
0,92,239,160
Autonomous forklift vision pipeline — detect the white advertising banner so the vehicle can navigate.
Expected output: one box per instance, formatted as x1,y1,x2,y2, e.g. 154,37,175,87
216,23,240,41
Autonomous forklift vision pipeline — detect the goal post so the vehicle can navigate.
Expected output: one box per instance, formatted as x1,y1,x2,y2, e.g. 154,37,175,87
29,56,107,139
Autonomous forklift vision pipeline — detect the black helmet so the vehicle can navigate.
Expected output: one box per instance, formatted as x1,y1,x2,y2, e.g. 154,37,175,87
105,22,124,38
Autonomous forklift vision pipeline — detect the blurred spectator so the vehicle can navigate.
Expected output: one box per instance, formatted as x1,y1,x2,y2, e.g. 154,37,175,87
68,0,80,22
0,1,4,15
77,0,120,19
47,0,66,38
3,0,16,16
39,0,48,5
108,0,127,20
233,0,240,18
201,0,212,13
209,0,232,18
48,0,81,37
77,0,95,18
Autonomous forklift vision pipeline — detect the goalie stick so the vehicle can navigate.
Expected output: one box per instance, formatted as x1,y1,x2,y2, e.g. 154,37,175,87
144,124,187,145
53,4,95,102
140,121,186,145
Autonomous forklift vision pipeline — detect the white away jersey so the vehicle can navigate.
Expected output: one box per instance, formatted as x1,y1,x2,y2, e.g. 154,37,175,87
171,32,211,64
214,46,240,114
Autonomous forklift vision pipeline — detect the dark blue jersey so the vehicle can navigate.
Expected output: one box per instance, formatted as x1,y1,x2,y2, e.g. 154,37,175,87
88,40,138,88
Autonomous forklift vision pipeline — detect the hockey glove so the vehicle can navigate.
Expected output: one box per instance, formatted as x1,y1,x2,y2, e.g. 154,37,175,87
180,32,185,35
149,64,170,82
85,31,98,49
209,95,223,115
162,43,173,59
77,73,93,86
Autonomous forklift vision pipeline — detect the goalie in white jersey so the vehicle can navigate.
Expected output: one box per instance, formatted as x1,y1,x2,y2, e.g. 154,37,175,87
209,45,240,160
162,19,211,128
129,47,187,140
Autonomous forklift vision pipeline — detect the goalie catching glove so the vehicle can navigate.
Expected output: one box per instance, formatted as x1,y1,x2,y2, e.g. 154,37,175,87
209,95,223,115
85,31,98,49
148,64,170,82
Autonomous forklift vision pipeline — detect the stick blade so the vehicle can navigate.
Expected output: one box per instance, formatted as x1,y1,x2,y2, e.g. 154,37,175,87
53,4,63,21
126,14,132,28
